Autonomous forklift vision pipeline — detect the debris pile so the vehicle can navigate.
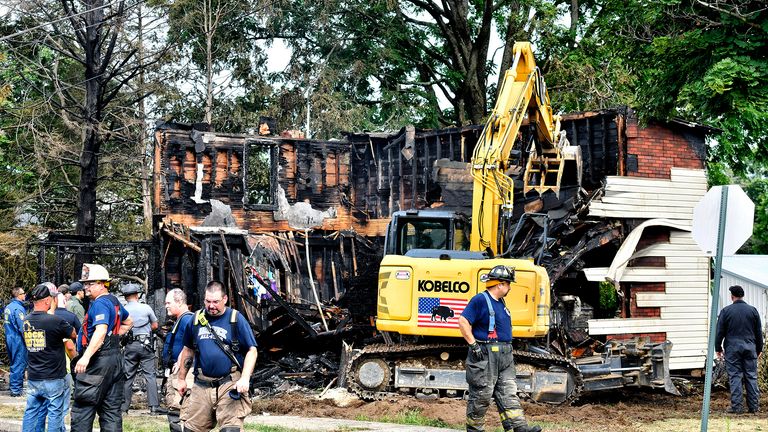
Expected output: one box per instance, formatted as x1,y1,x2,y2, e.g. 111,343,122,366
251,352,340,397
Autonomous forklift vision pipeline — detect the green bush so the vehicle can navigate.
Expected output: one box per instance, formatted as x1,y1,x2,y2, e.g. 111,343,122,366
598,281,618,313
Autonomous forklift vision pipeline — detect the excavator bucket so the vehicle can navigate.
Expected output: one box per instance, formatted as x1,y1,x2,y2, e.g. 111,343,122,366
523,144,582,197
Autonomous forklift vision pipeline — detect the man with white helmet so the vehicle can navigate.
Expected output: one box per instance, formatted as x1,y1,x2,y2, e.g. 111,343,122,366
71,264,133,432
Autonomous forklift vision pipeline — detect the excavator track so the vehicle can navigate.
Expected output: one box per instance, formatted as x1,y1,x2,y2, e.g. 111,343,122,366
345,342,584,405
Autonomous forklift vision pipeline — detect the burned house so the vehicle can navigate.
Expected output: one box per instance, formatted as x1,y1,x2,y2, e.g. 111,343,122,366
152,108,715,370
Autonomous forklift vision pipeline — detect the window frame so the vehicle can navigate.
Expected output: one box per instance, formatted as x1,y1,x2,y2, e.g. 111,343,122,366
242,139,279,210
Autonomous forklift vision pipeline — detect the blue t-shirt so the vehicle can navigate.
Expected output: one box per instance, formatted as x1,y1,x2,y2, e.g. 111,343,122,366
182,308,257,378
460,291,513,342
77,294,129,352
54,307,82,333
162,311,194,366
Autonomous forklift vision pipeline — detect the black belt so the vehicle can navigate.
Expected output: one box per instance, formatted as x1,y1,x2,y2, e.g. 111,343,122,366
476,340,512,344
194,374,232,388
129,334,152,343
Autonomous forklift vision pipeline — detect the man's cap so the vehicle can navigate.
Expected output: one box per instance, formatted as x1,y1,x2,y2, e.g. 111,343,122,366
485,265,515,288
58,284,70,295
80,263,110,282
69,281,84,293
28,283,53,302
120,282,142,296
729,285,745,298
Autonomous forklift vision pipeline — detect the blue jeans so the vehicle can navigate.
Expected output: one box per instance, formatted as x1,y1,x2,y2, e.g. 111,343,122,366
22,378,68,432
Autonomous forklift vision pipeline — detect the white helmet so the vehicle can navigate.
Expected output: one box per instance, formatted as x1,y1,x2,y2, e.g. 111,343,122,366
80,263,110,282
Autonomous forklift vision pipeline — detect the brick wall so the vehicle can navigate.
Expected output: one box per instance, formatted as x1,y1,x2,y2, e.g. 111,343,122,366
625,120,704,179
628,282,665,318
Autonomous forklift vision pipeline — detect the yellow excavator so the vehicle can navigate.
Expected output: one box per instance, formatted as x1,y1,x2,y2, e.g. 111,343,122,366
345,42,676,404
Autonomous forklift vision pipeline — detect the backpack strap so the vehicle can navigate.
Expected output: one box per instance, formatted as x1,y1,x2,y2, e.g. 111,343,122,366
230,309,240,354
191,309,204,354
482,291,496,334
164,310,193,366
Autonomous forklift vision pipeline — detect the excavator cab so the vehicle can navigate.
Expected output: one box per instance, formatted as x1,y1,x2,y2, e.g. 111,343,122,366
377,209,551,339
384,210,469,255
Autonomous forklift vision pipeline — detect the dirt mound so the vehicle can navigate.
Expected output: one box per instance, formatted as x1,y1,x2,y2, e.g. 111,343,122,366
251,388,767,431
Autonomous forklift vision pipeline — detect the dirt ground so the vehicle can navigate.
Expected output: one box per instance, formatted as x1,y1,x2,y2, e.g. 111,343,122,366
252,387,768,431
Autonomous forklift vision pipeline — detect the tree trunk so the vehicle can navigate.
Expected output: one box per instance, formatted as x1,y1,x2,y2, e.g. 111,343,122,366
76,0,105,239
137,4,153,232
570,0,579,43
205,0,214,126
497,3,533,94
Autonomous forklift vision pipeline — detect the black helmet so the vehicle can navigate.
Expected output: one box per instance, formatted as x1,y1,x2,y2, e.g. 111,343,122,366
486,265,515,284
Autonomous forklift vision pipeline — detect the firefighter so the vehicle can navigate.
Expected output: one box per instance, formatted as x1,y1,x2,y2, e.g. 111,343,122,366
162,288,194,432
176,280,258,432
458,265,541,432
120,282,165,415
4,286,27,397
71,263,133,432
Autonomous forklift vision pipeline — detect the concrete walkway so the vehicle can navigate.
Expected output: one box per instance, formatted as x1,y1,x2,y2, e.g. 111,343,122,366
0,415,460,432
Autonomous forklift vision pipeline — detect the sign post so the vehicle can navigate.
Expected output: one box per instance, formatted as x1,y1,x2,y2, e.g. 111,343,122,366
693,185,754,431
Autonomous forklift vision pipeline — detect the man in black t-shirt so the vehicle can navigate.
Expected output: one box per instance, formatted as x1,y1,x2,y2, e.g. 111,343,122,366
21,283,77,432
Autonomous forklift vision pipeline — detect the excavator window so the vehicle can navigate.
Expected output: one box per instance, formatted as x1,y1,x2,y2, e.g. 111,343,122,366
397,220,449,254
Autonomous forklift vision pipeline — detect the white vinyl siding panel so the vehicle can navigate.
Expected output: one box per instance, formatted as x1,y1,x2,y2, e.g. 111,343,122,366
587,168,710,371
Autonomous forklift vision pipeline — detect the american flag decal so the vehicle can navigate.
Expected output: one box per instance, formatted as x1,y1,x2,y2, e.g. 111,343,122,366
417,297,468,328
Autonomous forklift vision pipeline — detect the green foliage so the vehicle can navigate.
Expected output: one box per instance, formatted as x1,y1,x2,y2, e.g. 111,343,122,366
245,144,273,206
741,176,768,254
593,0,768,177
598,281,619,315
154,0,272,131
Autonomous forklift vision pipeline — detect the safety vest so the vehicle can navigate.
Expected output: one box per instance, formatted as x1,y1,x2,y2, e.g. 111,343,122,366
80,295,122,351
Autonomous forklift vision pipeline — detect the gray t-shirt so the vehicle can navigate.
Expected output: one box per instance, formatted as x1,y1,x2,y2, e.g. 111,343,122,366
124,301,157,335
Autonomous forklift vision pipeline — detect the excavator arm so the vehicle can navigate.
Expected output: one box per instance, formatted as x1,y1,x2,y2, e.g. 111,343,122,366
469,42,569,255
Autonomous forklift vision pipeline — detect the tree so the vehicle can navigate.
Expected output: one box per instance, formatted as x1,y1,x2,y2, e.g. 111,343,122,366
156,0,271,131
2,0,169,241
269,0,557,130
591,0,768,175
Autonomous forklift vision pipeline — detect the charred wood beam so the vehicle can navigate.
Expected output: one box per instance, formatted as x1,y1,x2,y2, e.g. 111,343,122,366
161,227,202,253
253,272,318,338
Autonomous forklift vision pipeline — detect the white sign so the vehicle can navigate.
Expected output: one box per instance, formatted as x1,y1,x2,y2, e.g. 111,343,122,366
692,185,754,256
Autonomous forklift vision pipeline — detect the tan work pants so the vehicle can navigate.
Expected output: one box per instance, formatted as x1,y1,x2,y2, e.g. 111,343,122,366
164,365,195,410
180,371,252,432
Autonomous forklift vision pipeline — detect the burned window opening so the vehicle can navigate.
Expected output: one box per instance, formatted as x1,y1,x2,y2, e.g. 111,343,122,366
243,140,278,209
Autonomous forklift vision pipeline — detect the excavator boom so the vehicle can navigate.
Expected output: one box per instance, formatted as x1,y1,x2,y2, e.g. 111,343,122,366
470,42,563,254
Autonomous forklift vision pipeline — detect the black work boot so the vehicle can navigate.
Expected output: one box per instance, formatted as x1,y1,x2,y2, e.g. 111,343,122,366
513,425,542,432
